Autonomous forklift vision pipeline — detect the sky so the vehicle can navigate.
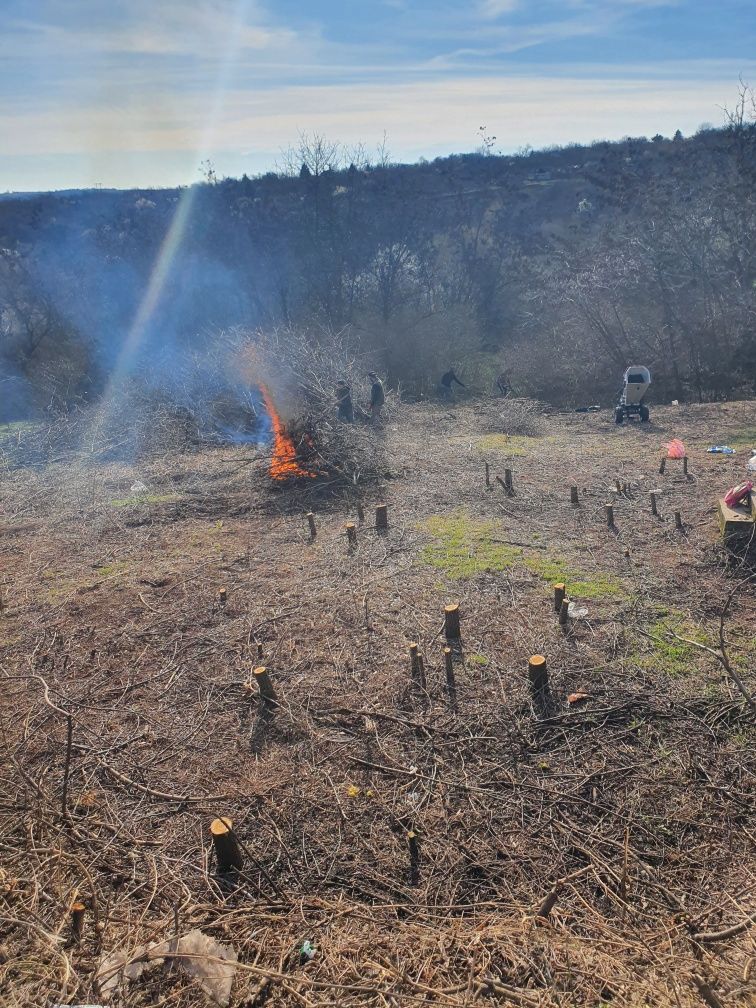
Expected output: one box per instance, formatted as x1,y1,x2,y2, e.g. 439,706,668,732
1,0,754,192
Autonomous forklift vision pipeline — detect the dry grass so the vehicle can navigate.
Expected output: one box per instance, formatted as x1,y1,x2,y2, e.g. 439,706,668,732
0,400,754,1007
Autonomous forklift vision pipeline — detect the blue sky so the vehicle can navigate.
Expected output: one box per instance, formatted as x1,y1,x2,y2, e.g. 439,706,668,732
1,0,754,191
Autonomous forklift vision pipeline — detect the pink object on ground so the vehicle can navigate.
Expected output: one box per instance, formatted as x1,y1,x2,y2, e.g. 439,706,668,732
666,439,686,459
724,482,752,507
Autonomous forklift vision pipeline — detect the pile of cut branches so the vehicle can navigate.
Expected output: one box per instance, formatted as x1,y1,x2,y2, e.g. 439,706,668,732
493,396,548,437
243,325,400,487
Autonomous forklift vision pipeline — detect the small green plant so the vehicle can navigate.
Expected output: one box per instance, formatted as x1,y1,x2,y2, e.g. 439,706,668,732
466,653,489,668
93,561,129,577
730,727,754,748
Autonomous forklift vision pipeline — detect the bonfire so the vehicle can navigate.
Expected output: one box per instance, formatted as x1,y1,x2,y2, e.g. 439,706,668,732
259,384,315,480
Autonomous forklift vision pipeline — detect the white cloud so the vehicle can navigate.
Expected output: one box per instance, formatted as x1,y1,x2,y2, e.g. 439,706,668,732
0,0,750,189
3,0,308,61
478,0,521,16
2,69,748,162
478,0,679,23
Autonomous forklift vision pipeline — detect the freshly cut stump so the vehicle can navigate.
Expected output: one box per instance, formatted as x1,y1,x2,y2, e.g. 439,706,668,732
528,655,548,694
210,817,243,871
444,603,461,639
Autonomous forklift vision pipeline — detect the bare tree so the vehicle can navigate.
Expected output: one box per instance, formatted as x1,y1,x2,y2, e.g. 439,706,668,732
277,132,343,177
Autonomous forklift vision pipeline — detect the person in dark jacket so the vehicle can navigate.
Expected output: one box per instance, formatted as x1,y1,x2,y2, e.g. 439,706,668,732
368,372,385,419
335,380,354,422
439,368,465,401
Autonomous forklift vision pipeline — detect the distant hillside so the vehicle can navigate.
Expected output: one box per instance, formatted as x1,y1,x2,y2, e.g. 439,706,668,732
1,120,754,421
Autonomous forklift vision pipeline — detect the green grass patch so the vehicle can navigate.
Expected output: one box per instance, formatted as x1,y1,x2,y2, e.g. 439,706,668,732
466,653,489,668
421,512,520,579
634,609,711,677
0,421,39,438
422,510,624,598
729,725,756,749
522,555,626,600
93,561,129,577
728,426,756,448
109,493,181,508
477,434,542,456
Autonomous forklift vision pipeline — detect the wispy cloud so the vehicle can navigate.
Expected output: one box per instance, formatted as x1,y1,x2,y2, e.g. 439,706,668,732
6,0,302,56
3,69,749,158
0,0,753,190
478,0,521,16
480,0,679,17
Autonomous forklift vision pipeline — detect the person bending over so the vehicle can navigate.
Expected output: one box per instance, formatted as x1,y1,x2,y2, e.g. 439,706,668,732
439,368,465,401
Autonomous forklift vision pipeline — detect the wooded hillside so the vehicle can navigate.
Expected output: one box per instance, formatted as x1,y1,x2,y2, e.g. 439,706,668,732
1,102,755,422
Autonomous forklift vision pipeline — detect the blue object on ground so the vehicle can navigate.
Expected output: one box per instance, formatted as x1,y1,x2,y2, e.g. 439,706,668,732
707,446,735,454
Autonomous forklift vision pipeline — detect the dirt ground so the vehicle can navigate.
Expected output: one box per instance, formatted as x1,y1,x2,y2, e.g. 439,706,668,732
0,399,754,1007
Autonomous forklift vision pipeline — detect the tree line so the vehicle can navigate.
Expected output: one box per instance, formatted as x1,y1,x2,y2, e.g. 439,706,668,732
1,88,754,424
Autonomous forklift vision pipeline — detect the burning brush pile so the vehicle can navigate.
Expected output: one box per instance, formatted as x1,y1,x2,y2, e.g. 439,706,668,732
0,328,395,490
240,326,398,487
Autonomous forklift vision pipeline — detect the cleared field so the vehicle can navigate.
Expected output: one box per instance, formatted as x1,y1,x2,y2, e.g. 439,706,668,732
0,400,754,1007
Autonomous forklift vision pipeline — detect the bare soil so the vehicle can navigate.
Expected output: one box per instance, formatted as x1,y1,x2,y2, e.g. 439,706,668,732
0,400,754,1007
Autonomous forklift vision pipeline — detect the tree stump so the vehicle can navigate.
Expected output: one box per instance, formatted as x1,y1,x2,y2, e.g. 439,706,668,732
70,901,85,942
674,511,683,531
559,598,570,627
253,665,277,706
210,817,244,871
345,522,357,546
444,603,461,639
306,512,316,538
409,643,423,686
504,468,513,494
416,653,426,690
356,503,365,524
528,655,548,694
570,486,579,505
444,647,456,694
605,503,614,527
659,458,667,475
375,504,388,529
218,588,227,607
553,583,566,613
485,462,491,488
650,491,659,516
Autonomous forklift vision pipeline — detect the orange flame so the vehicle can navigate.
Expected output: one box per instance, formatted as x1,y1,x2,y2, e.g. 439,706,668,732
259,384,315,480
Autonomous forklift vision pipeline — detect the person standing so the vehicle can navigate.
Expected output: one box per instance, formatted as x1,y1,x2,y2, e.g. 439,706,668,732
495,371,510,396
368,372,385,419
439,368,465,401
335,380,354,423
